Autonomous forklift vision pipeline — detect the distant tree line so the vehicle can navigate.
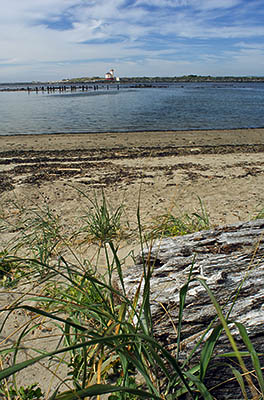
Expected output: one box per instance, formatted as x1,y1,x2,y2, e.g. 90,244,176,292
60,75,264,84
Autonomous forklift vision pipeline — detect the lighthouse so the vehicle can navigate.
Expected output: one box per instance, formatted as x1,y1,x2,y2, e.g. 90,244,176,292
105,69,115,80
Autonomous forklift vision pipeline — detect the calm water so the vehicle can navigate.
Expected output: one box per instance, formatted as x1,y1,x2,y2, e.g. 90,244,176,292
0,82,264,135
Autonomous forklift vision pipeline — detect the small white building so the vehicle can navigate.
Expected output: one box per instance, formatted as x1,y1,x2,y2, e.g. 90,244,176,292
105,69,115,80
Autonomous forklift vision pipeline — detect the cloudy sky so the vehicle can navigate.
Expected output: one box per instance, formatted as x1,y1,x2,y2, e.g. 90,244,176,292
0,0,264,82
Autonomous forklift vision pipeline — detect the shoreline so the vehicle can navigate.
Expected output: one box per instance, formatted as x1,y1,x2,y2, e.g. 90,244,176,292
1,128,264,153
1,125,264,136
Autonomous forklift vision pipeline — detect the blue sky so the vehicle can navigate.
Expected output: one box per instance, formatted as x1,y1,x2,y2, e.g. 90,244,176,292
0,0,264,82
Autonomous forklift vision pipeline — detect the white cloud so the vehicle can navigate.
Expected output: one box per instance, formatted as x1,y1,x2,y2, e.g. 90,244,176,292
236,41,264,50
192,0,241,10
0,0,264,81
134,0,241,10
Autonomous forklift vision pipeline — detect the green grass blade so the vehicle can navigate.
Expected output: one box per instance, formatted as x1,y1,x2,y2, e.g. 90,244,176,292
109,241,126,295
229,366,248,400
146,345,172,381
235,321,264,395
141,269,152,336
199,324,223,381
54,384,163,399
115,345,160,395
135,333,195,398
136,189,152,335
219,351,264,358
197,278,258,398
184,371,214,399
198,278,247,364
177,260,195,361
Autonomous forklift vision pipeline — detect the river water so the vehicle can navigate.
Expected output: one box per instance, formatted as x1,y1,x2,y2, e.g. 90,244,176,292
0,82,264,135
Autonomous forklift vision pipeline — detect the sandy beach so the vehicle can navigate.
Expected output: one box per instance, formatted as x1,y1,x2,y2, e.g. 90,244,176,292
1,128,264,228
1,128,264,394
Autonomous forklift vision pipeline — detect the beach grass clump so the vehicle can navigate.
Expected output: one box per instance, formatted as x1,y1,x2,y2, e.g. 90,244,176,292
0,199,69,272
42,268,104,313
0,191,263,399
0,250,29,287
79,190,125,244
253,206,264,220
148,197,210,238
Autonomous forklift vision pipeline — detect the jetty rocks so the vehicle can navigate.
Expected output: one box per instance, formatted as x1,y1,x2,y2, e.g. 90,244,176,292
124,219,264,398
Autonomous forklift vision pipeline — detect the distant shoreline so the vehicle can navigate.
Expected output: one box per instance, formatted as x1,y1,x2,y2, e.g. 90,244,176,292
1,78,264,92
1,75,264,86
1,126,264,138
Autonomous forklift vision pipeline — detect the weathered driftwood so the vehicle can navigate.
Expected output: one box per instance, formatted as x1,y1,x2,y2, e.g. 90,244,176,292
124,219,264,398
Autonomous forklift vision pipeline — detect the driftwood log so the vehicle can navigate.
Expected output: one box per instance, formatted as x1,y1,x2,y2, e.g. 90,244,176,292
124,219,264,398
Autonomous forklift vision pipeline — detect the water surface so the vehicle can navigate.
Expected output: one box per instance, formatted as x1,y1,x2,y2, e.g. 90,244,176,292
0,82,264,135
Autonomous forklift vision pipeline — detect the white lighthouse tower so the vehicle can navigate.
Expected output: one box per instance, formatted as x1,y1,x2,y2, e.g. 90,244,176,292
105,68,115,80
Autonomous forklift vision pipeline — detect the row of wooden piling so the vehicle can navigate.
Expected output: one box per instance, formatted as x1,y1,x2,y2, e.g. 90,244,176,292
26,84,120,93
0,84,120,93
0,83,169,93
